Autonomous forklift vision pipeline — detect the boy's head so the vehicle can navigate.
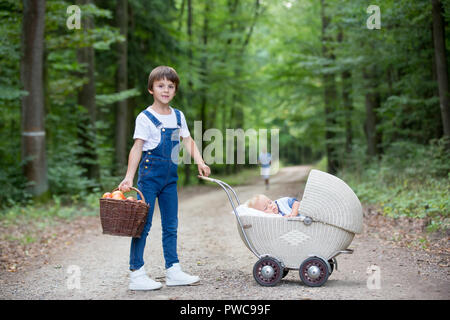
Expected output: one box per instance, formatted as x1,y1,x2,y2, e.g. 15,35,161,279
247,194,278,214
148,66,180,93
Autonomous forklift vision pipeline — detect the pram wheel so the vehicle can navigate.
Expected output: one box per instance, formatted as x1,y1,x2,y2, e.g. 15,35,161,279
253,256,283,287
299,257,329,287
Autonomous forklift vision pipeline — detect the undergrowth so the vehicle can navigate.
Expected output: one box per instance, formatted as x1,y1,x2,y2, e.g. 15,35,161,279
335,139,449,233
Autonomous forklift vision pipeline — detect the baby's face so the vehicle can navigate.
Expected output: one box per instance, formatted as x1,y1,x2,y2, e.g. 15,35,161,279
255,196,278,214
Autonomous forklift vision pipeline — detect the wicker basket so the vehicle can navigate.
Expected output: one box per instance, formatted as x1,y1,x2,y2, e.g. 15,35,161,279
99,187,150,238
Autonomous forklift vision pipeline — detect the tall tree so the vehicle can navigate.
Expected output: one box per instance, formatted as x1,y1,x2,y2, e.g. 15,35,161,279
184,0,194,185
200,0,209,140
20,0,48,197
337,29,353,155
431,0,450,142
114,0,129,174
320,0,339,174
77,0,100,184
363,65,382,158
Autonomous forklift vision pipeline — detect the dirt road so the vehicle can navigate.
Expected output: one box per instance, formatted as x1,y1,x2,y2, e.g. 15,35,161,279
1,166,448,300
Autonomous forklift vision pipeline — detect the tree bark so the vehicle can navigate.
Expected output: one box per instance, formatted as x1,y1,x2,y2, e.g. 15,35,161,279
20,0,49,197
76,0,100,185
200,0,209,135
184,0,194,185
337,30,353,154
114,0,129,175
321,0,339,174
431,0,450,141
363,66,382,158
342,69,353,154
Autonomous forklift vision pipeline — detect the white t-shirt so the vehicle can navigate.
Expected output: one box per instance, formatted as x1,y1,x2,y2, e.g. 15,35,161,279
275,197,298,216
133,106,190,151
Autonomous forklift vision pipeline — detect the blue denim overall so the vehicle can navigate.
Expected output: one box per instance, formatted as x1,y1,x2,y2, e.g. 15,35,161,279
129,109,181,270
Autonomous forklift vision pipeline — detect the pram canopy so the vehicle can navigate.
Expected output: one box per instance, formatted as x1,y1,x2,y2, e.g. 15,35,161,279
299,169,363,234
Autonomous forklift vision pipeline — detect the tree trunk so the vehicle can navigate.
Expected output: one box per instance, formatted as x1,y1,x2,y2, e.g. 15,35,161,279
342,69,352,154
321,0,339,174
200,0,209,132
184,0,194,185
431,0,450,142
114,0,129,175
337,30,353,155
76,0,100,185
430,24,444,140
363,67,382,158
20,0,49,198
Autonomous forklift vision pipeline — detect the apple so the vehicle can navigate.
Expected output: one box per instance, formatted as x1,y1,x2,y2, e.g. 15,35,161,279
111,191,126,200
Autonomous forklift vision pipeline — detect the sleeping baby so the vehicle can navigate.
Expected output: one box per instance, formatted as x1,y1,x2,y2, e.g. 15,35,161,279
247,194,300,217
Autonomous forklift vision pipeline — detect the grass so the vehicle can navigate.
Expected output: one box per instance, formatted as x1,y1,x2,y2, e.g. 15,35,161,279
345,172,450,233
178,164,275,187
0,193,100,246
1,193,99,222
212,167,262,186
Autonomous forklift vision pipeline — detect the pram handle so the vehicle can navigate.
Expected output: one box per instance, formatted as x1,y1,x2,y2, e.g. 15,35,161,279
198,175,241,206
198,175,260,259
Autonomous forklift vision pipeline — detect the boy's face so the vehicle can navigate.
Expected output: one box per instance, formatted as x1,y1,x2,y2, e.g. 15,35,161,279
149,78,176,105
254,195,278,214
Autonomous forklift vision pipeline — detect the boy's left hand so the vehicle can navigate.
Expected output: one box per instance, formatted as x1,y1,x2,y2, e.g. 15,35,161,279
198,162,211,177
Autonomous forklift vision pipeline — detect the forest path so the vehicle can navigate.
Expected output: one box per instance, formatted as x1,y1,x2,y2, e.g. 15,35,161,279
1,166,448,300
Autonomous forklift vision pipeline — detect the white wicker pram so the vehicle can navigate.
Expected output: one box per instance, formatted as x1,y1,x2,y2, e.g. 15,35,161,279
200,169,363,287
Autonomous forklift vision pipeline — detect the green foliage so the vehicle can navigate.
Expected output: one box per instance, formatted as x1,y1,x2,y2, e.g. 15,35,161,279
0,160,32,210
212,167,261,186
47,141,94,198
96,88,141,107
312,156,328,173
339,139,450,232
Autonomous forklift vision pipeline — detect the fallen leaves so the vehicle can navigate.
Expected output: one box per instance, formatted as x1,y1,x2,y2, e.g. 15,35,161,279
0,215,99,273
362,204,449,268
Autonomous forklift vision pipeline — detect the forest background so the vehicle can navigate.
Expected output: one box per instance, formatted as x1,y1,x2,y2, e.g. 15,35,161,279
1,0,449,240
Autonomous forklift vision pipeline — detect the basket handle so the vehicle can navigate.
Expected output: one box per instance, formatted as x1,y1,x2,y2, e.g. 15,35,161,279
112,187,146,203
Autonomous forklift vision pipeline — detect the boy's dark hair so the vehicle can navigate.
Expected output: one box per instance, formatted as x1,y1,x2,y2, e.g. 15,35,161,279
148,66,180,92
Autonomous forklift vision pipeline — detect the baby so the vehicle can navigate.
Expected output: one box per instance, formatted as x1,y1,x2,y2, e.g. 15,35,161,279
247,194,300,217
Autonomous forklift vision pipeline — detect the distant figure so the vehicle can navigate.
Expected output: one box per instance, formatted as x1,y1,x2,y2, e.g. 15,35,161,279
258,148,272,190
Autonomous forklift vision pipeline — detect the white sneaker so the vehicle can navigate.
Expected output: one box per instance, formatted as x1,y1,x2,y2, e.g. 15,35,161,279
165,263,200,286
129,266,162,291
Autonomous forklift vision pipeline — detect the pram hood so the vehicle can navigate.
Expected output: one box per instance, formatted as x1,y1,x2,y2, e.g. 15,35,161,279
299,169,363,234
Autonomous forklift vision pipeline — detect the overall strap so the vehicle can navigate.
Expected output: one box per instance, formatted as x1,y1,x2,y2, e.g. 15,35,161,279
142,110,163,128
173,108,182,128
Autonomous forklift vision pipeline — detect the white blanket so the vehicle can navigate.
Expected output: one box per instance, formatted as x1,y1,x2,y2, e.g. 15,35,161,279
233,204,284,218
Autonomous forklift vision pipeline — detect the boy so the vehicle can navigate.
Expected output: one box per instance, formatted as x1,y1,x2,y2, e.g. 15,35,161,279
118,66,210,290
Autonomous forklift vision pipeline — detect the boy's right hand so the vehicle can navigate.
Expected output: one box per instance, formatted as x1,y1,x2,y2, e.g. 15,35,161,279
118,178,133,193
